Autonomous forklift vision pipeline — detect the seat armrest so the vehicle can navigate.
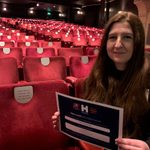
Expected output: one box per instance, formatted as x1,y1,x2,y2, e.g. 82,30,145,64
66,76,78,85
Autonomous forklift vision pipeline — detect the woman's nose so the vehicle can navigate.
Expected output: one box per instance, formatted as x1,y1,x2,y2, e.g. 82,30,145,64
114,37,123,48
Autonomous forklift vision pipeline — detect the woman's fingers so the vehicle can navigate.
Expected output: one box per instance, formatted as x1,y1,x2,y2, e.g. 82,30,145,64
116,138,150,150
51,111,60,129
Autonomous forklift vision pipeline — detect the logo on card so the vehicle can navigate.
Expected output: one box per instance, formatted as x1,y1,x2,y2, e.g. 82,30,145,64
89,107,97,114
81,104,88,113
73,103,80,110
73,103,97,114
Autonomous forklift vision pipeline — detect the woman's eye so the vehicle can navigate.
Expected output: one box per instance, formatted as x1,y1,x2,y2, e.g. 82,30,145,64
108,36,116,40
123,35,133,40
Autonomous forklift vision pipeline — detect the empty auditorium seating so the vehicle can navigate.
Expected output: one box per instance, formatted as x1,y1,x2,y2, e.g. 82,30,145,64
17,41,39,56
0,15,106,150
0,80,77,150
0,41,15,47
39,41,54,47
17,41,39,48
84,46,100,55
66,55,96,96
72,36,88,47
23,56,67,82
69,55,96,78
17,35,35,41
0,35,17,41
66,55,96,88
88,38,101,47
0,47,23,67
61,33,73,47
57,47,84,66
0,57,19,84
39,41,61,55
26,47,55,57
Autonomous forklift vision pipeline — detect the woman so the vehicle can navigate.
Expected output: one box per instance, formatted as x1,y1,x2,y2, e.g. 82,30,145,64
52,11,150,150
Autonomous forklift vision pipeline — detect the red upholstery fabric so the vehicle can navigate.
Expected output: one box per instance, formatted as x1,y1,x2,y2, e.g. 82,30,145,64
0,57,19,84
84,47,100,56
0,47,23,67
39,41,61,55
40,41,54,47
26,47,55,57
0,35,17,41
39,41,61,47
145,48,150,52
79,141,104,150
57,48,83,66
0,80,73,150
0,41,15,47
17,41,39,48
72,36,87,47
23,56,67,81
88,38,101,47
61,34,73,42
69,55,96,78
17,41,39,56
17,35,35,41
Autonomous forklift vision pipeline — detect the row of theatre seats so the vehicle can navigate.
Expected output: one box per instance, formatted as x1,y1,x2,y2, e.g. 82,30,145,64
0,54,97,150
0,18,104,150
1,17,104,48
0,55,97,84
0,34,102,48
0,79,79,150
0,45,99,67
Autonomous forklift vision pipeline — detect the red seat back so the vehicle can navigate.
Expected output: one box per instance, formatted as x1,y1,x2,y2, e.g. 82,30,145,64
0,80,71,150
17,41,39,48
57,48,83,66
23,56,67,81
0,57,19,84
0,47,23,67
69,55,96,78
26,47,55,57
0,41,15,47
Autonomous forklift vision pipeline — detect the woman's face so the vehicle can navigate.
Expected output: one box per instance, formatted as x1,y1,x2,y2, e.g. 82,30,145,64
106,21,134,70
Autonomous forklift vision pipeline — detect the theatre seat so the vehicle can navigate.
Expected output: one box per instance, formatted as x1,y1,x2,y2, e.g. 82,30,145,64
0,47,23,67
0,35,17,41
17,41,39,56
23,56,67,82
57,47,83,66
26,47,55,57
69,55,96,78
39,41,61,55
0,57,19,84
66,55,96,96
84,46,100,56
0,80,76,150
72,36,87,47
88,38,101,47
0,41,15,47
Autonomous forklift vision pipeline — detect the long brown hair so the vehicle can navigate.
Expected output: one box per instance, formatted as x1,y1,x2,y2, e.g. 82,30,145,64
83,11,150,138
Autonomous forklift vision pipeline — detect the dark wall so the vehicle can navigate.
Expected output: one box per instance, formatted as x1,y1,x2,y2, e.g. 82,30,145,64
83,5,100,27
68,8,85,25
67,0,138,28
0,3,67,20
0,0,138,27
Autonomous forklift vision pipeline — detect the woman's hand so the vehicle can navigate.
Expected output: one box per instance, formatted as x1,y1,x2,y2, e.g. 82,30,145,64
51,111,60,130
115,138,150,150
